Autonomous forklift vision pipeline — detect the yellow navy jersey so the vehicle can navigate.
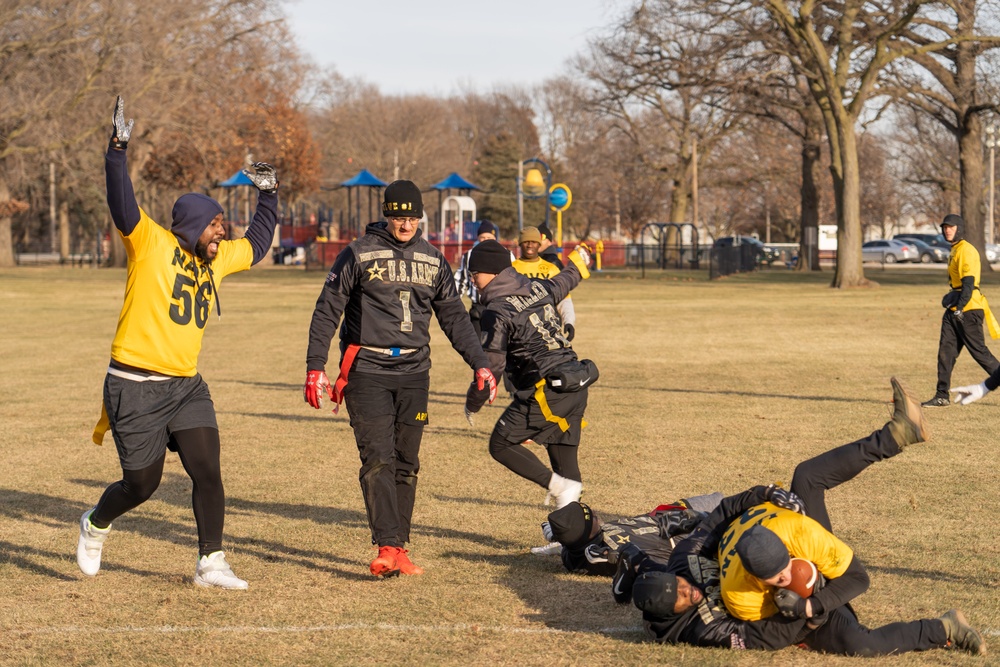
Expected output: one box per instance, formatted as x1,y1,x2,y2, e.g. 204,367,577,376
948,240,987,311
512,257,575,326
717,502,853,622
110,208,253,376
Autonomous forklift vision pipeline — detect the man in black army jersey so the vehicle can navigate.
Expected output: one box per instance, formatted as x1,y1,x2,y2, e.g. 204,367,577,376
463,239,595,510
304,180,498,578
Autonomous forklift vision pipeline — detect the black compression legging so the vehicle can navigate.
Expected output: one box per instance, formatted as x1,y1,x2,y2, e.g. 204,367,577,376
91,427,225,556
488,432,581,487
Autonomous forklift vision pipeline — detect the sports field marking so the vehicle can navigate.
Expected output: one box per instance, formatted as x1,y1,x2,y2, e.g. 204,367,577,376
14,624,1000,638
10,623,644,636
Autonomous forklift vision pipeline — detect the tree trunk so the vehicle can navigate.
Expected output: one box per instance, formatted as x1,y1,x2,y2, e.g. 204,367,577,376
831,119,870,288
797,126,823,271
0,176,15,268
959,112,985,252
59,200,70,260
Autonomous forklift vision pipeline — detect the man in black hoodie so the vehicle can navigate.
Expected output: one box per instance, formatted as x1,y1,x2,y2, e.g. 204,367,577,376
463,239,594,509
305,181,497,578
78,96,279,589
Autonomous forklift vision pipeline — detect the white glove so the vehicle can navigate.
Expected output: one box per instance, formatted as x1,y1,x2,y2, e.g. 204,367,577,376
950,382,990,405
574,242,592,267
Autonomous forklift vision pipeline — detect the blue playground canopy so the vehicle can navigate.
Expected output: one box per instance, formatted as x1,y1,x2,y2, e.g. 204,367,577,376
218,170,254,188
341,169,388,188
431,172,479,191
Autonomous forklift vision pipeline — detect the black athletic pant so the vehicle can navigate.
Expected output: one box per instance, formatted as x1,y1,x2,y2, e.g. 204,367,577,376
90,427,226,556
343,371,427,548
789,426,948,655
934,309,999,399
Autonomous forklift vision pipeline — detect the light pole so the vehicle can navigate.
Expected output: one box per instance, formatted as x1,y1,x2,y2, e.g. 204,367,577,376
516,157,551,231
987,124,997,246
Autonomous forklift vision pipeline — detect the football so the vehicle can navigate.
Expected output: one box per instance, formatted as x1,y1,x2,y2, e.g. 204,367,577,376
781,558,818,598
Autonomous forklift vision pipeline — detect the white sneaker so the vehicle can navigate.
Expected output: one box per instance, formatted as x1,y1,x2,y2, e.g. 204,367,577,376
194,551,248,590
545,473,583,508
530,541,563,556
76,507,111,576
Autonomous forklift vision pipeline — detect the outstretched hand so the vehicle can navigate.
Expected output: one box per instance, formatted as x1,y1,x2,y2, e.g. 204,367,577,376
243,161,279,194
475,367,497,404
951,381,989,405
110,95,134,150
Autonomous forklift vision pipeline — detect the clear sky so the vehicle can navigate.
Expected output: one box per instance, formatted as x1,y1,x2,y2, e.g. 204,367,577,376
283,0,622,95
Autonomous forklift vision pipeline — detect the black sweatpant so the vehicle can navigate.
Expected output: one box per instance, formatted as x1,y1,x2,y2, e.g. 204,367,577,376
91,426,226,556
789,426,948,655
934,309,999,399
343,371,428,548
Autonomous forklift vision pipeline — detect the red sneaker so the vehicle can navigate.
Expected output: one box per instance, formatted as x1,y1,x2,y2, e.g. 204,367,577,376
369,546,400,577
396,549,424,575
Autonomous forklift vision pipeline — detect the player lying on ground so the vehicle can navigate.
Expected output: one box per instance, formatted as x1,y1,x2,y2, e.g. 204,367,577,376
616,378,985,656
78,96,279,589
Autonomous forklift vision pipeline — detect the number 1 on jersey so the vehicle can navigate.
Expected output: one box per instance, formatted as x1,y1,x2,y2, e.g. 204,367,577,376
399,290,413,332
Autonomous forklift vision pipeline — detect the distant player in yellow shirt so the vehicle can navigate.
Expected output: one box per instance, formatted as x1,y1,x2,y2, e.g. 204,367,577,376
76,97,279,589
924,214,999,407
513,226,577,341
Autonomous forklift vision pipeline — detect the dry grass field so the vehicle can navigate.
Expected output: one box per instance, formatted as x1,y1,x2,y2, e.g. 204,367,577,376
2,263,1000,666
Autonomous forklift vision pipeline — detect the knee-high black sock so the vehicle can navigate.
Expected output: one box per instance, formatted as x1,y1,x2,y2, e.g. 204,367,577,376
173,427,225,556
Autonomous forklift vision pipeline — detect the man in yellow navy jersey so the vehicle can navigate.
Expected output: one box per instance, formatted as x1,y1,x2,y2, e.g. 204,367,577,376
513,226,576,341
923,214,1000,407
76,97,279,589
628,378,985,655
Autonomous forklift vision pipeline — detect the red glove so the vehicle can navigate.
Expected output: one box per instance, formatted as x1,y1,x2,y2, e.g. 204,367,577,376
304,370,333,410
475,367,498,404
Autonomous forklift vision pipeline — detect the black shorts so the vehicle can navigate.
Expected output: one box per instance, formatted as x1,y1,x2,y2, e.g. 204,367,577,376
103,373,217,470
493,383,588,446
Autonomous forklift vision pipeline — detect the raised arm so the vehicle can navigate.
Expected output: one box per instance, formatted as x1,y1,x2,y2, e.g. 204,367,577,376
105,96,140,236
240,161,279,266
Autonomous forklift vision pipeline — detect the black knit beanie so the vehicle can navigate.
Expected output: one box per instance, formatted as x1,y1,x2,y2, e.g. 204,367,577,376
383,180,423,218
735,524,790,580
547,501,594,549
468,239,512,275
477,220,497,237
941,213,965,243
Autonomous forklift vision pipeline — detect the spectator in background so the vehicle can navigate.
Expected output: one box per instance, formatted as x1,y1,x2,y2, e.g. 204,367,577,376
455,220,500,336
537,223,564,269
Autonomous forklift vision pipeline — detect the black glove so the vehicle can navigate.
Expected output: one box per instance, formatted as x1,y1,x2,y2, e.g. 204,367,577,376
941,291,960,309
243,161,278,194
611,544,642,604
657,508,706,538
110,95,134,150
764,484,805,514
773,588,809,619
564,323,575,341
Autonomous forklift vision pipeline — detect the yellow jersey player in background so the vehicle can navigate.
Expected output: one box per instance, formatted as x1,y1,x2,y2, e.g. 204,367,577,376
76,96,279,590
923,214,1000,407
512,226,577,341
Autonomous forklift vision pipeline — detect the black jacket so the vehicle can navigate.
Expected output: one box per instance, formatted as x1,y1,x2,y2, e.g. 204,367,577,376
307,222,488,375
466,265,581,408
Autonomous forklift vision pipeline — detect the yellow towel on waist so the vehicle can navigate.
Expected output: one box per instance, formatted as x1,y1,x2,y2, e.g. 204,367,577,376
92,403,109,445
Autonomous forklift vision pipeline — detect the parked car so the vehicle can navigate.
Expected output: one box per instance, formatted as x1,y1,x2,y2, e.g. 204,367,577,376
713,236,781,264
862,239,919,263
902,238,947,263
